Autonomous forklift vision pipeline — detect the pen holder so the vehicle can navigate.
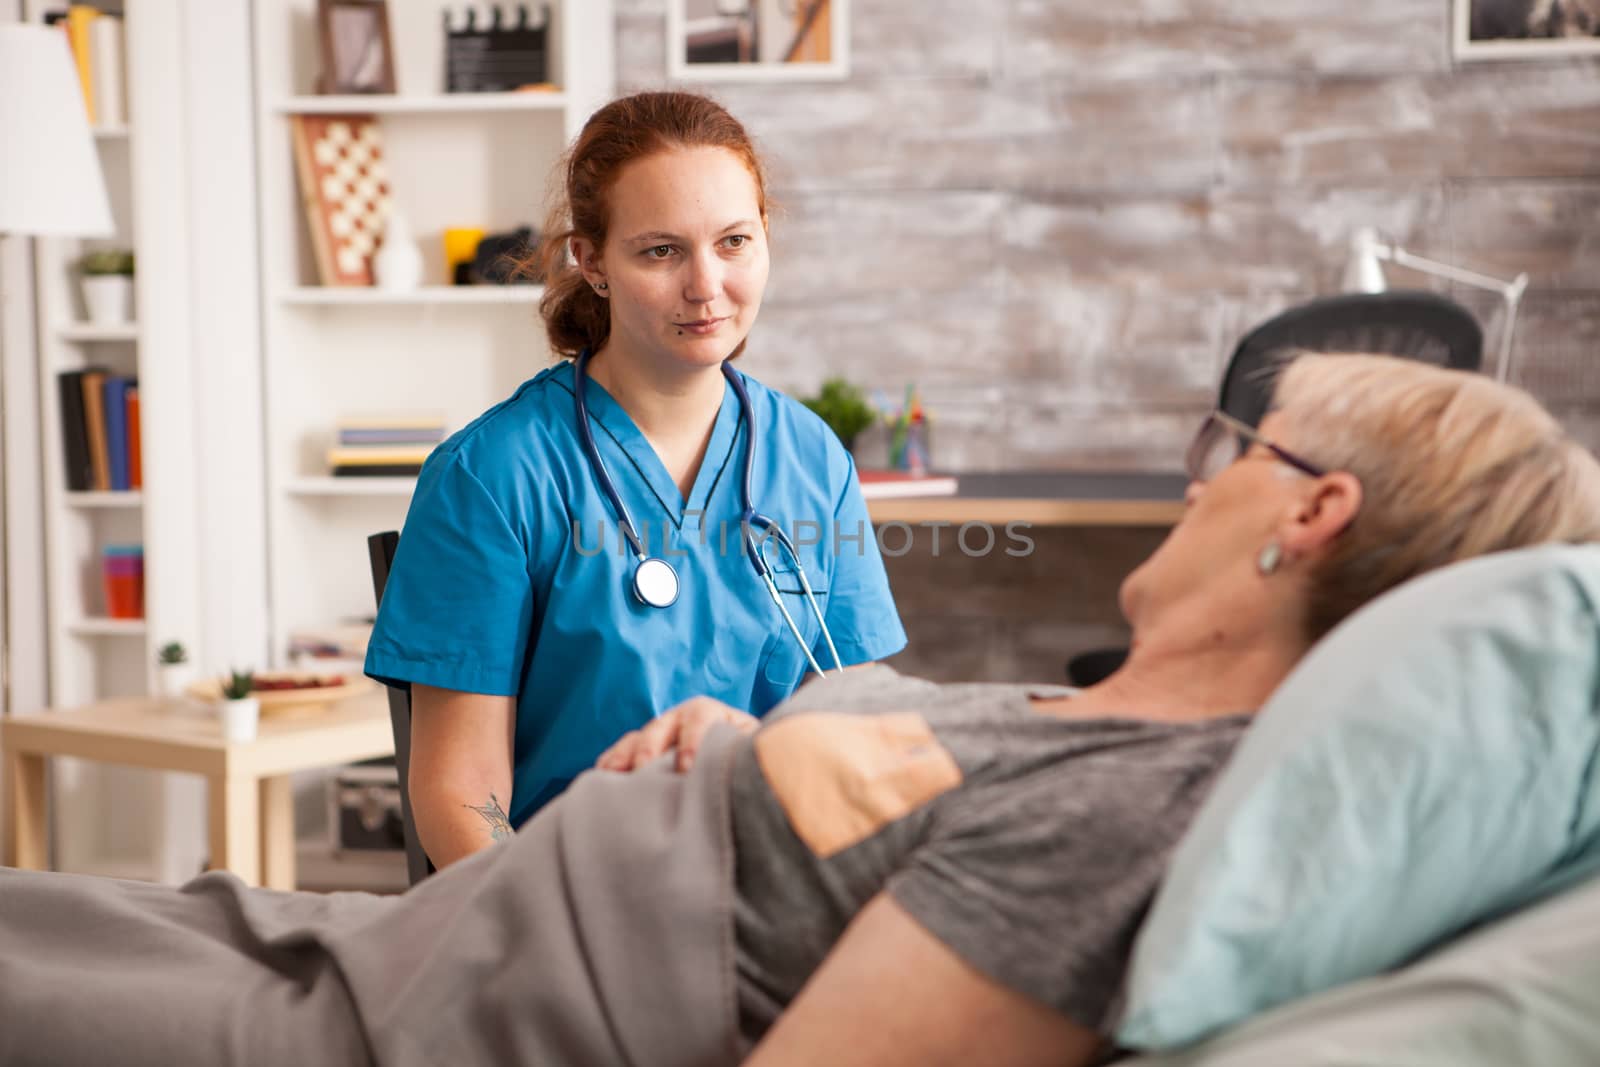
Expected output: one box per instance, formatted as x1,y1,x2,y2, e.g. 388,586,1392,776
889,419,932,475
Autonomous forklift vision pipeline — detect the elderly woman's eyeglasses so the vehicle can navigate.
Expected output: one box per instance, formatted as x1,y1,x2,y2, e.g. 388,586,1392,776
1185,410,1327,483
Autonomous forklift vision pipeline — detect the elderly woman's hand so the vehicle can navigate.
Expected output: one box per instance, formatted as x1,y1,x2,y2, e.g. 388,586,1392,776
595,696,760,774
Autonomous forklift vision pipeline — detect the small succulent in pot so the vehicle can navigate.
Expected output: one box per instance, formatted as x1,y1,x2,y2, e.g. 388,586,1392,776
218,669,255,701
157,641,188,666
78,249,135,276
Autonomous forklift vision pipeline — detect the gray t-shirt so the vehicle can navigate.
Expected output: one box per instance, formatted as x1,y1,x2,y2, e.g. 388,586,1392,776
731,665,1248,1044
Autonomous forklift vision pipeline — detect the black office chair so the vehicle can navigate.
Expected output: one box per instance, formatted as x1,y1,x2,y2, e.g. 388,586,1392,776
1217,291,1483,429
367,530,434,886
1063,291,1485,688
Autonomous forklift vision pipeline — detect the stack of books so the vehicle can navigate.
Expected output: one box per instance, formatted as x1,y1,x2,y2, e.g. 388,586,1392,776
326,414,446,477
102,544,143,619
57,368,140,492
287,622,371,676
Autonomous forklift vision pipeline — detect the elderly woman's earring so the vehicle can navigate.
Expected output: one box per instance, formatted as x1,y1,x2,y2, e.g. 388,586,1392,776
1257,542,1283,577
594,281,608,293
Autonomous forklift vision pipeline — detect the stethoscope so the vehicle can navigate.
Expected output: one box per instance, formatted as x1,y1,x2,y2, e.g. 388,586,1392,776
573,350,844,678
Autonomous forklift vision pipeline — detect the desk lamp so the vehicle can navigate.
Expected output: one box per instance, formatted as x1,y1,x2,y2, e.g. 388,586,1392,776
1342,227,1529,383
0,24,114,236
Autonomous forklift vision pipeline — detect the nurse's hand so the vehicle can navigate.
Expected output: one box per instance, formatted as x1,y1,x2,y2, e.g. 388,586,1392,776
595,696,759,775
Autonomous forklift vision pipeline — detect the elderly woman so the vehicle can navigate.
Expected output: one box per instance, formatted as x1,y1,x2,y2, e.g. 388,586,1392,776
5,354,1600,1067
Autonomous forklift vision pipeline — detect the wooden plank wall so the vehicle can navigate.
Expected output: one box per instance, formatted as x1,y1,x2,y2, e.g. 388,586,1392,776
613,0,1600,682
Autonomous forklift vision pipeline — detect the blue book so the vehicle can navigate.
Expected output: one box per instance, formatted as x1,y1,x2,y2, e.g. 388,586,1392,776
338,427,446,446
103,376,130,491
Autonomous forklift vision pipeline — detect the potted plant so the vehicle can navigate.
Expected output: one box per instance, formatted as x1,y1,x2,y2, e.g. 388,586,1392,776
78,248,135,326
800,378,877,452
217,668,258,742
155,641,196,701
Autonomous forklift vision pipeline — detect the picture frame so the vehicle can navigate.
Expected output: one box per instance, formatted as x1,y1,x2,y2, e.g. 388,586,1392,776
1454,0,1600,61
668,0,849,83
316,0,397,94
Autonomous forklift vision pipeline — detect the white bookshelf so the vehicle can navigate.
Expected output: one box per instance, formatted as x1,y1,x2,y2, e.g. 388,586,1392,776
278,284,544,306
253,0,614,667
57,321,138,342
285,476,418,498
66,617,149,637
67,489,143,508
23,0,165,713
20,0,204,880
274,91,570,115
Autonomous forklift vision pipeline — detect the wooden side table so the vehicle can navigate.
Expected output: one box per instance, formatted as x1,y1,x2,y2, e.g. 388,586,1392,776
3,693,394,889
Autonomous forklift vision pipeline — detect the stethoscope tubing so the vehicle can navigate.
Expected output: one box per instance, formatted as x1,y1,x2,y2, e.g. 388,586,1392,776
573,350,843,676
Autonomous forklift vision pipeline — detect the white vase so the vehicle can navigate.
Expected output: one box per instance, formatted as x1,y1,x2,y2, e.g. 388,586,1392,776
219,696,260,743
156,661,197,701
82,275,132,325
374,211,424,292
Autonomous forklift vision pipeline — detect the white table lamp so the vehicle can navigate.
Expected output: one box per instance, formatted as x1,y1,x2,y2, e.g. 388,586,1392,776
0,23,114,238
1342,226,1530,384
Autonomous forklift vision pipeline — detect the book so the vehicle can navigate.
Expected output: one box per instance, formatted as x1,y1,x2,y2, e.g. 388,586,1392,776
65,5,98,125
56,370,93,492
126,384,142,489
81,369,110,491
89,14,125,128
332,464,425,477
103,375,130,491
337,427,446,446
856,470,960,500
326,444,436,468
336,413,447,431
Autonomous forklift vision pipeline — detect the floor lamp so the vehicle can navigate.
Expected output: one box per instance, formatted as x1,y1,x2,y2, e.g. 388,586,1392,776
0,23,112,776
1342,227,1530,383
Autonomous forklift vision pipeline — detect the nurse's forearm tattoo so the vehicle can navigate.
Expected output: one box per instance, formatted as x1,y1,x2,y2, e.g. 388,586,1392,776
464,792,514,841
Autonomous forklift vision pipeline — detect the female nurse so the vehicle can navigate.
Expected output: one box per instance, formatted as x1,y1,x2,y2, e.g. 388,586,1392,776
364,91,906,869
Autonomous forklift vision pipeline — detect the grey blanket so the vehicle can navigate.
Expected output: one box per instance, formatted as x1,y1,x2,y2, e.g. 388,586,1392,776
0,727,742,1067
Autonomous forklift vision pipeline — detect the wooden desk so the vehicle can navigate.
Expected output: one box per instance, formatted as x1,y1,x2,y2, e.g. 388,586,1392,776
3,693,394,890
866,471,1188,527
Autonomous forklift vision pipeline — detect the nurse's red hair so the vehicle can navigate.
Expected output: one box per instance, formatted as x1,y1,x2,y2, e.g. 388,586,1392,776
532,91,771,360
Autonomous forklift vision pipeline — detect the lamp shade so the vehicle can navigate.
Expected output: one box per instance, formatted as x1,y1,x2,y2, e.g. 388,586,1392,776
0,24,113,237
1341,227,1388,294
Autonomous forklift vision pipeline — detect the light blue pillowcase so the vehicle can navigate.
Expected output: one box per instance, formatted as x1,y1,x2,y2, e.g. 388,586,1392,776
1117,543,1600,1050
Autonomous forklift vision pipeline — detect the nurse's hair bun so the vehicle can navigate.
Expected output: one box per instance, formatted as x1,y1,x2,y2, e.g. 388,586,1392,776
526,91,771,361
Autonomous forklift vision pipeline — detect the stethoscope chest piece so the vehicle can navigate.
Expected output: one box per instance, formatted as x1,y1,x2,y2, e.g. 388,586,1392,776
573,349,841,675
632,556,680,608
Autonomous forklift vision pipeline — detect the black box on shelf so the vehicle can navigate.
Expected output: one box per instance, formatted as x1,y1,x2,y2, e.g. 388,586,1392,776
330,757,406,853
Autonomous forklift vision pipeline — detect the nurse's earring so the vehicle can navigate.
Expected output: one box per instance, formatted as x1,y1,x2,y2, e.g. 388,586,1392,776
1257,541,1283,577
593,281,608,294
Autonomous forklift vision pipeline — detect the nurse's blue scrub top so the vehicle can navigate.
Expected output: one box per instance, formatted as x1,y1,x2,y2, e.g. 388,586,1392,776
365,360,907,825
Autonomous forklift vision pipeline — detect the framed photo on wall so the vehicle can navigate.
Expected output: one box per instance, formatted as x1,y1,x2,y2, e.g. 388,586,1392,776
1454,0,1600,61
316,0,397,94
668,0,850,82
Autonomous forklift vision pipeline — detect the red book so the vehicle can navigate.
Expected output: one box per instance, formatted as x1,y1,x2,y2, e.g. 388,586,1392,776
856,470,959,500
126,384,142,489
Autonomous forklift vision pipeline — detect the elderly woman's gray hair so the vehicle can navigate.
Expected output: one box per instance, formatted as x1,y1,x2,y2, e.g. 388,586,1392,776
1270,353,1600,642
